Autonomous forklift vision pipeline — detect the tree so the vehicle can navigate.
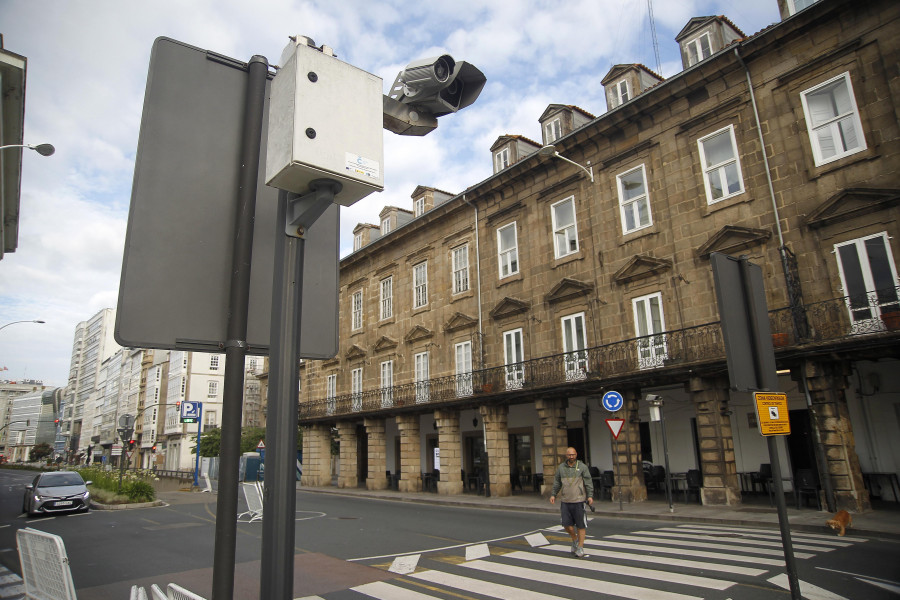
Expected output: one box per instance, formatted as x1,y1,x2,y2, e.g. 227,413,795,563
195,428,221,457
30,442,53,461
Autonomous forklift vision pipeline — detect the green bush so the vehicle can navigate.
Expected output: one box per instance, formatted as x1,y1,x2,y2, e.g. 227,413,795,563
75,466,155,503
123,480,155,503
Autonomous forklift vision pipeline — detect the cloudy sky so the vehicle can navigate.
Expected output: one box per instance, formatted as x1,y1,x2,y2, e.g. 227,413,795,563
0,0,780,387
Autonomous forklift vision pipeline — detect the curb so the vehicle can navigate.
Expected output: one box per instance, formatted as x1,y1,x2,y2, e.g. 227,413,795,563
91,499,168,510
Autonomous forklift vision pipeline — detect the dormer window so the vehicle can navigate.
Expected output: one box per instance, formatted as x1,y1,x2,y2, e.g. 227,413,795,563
495,147,510,172
685,32,712,66
414,196,425,217
787,0,820,15
381,217,391,234
354,233,362,251
611,80,630,108
544,118,562,144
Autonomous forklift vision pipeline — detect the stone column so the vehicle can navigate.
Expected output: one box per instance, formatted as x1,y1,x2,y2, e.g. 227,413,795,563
802,360,870,512
364,418,388,491
611,388,648,502
435,409,463,495
688,376,741,506
480,404,511,497
535,397,568,496
336,422,358,489
395,414,421,492
301,424,332,487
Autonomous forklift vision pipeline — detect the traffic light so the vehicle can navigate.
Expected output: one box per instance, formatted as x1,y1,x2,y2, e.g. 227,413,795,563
128,439,136,450
151,445,157,453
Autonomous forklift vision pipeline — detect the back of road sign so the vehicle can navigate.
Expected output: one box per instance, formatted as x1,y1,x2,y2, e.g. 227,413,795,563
116,37,339,358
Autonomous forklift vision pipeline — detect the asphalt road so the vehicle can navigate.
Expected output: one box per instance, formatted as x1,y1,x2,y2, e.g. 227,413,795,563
1,468,898,599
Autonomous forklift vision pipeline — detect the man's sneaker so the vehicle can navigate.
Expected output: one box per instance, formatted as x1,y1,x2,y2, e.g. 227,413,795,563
571,540,578,554
574,545,586,558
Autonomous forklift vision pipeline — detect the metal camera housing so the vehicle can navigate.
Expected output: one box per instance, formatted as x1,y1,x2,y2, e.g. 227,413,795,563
389,54,487,118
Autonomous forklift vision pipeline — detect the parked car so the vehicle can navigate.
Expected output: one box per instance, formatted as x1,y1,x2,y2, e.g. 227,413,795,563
23,471,92,516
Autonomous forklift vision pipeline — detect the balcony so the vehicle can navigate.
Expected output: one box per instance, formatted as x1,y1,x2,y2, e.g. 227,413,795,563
300,289,900,422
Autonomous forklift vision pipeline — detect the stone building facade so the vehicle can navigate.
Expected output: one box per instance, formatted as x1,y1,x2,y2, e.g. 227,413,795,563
299,0,900,512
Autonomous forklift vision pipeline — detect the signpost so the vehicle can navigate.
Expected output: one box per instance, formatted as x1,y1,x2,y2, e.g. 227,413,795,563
601,391,625,510
179,401,204,486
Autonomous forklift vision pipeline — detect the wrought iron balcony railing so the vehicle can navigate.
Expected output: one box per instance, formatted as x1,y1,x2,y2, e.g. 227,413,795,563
300,288,900,421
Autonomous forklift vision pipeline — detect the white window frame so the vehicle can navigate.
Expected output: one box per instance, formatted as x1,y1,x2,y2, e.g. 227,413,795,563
380,360,393,408
633,292,668,369
351,368,363,412
209,355,219,371
351,290,363,330
452,244,469,294
787,0,820,15
498,222,519,278
834,232,900,329
698,125,745,204
207,381,218,398
551,196,579,258
495,147,510,172
561,313,588,380
503,328,525,390
380,276,393,320
611,79,630,108
414,351,430,404
414,196,425,217
800,72,866,167
413,261,428,309
326,374,337,415
686,32,712,66
455,341,473,397
353,233,362,251
544,118,562,143
616,164,652,233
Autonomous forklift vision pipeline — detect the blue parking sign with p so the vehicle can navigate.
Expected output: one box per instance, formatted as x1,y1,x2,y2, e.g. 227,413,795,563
181,401,202,423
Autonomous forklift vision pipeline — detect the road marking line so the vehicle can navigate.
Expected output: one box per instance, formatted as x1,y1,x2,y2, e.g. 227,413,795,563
353,580,440,599
671,524,864,544
543,545,766,576
767,574,848,600
607,534,814,559
504,550,736,590
584,540,785,566
627,529,834,552
412,569,567,599
524,533,549,547
856,578,900,594
389,554,420,574
463,560,703,600
465,544,489,561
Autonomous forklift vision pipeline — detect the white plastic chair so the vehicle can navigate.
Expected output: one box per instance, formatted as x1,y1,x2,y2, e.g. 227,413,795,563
16,527,77,600
236,482,263,522
167,582,207,600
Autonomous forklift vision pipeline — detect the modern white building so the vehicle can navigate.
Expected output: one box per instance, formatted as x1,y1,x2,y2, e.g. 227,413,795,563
6,388,62,462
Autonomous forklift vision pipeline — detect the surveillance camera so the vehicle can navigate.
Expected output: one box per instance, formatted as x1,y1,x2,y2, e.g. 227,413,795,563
389,54,486,118
645,394,662,403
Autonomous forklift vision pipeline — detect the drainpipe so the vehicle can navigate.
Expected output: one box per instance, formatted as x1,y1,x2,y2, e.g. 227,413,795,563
462,195,484,368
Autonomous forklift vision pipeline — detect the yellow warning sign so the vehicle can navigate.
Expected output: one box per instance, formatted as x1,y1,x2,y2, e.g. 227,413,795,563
754,392,790,436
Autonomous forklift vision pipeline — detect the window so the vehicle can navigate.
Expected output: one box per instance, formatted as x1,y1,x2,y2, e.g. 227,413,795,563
495,147,510,172
698,125,744,203
207,381,218,398
414,196,425,217
380,276,393,320
633,292,668,369
452,245,469,294
248,358,257,371
800,72,866,166
380,360,393,407
455,341,473,397
545,118,562,143
617,164,652,233
611,79,630,108
498,223,519,278
503,329,525,390
354,233,362,251
413,262,428,309
551,197,578,258
787,0,820,14
352,290,363,330
180,377,186,397
686,32,712,66
381,217,391,235
835,232,899,329
351,368,363,412
414,352,430,403
326,374,336,415
561,313,588,379
210,355,219,371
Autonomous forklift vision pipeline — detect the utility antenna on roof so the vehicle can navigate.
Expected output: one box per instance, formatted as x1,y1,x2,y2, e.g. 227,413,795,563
647,0,662,75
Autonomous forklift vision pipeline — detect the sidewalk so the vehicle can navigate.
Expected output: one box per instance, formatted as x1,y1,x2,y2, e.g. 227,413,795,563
166,483,900,539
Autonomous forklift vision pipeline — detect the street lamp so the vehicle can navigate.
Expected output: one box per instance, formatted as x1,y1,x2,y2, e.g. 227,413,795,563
0,319,45,332
646,394,674,513
538,144,594,183
0,143,55,157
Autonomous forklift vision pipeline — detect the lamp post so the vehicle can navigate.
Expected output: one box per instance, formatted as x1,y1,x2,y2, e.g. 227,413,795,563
646,394,674,513
0,319,45,332
539,144,594,182
0,143,55,156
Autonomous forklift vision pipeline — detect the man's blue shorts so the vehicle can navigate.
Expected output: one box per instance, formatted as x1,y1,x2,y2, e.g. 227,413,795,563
560,501,587,529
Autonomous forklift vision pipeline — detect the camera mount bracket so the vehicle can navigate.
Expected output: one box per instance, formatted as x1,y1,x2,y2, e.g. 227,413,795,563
285,178,343,238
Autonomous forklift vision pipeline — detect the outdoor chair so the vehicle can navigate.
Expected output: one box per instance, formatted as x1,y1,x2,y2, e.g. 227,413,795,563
588,466,602,499
17,527,77,600
684,469,703,504
751,463,774,504
598,470,615,501
237,481,264,522
795,468,821,510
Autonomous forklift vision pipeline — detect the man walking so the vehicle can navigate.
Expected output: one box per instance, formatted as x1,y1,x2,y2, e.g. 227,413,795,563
549,447,594,557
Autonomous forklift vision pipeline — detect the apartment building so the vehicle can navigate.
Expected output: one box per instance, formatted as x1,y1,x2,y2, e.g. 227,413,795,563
0,379,46,456
6,388,63,462
298,0,900,512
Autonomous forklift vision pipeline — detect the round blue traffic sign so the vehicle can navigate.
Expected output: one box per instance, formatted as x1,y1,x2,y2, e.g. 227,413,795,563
601,391,624,412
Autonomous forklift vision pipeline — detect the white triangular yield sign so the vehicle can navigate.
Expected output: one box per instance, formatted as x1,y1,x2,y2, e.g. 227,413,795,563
257,440,265,449
606,418,625,439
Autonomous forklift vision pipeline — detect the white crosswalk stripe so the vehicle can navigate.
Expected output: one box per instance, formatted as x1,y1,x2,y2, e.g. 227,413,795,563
543,543,768,576
622,528,837,552
0,565,24,600
606,533,815,558
584,538,787,566
670,524,864,544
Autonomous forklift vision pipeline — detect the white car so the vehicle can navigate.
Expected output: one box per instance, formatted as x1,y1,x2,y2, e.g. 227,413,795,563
23,471,92,516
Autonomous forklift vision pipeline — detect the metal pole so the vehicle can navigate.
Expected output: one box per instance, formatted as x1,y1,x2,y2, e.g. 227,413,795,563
615,443,622,511
211,53,268,600
260,190,305,599
768,435,802,599
194,407,203,487
660,408,674,513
